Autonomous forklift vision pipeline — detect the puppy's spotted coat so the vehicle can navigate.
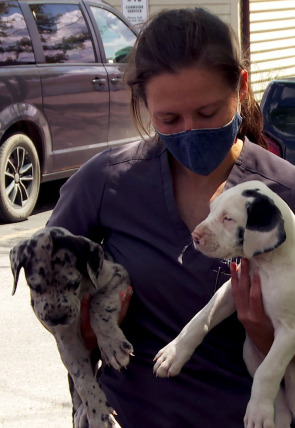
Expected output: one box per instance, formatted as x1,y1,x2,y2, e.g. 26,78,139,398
10,227,133,428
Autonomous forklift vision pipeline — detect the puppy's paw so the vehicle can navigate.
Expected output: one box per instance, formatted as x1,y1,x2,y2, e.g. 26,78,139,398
87,401,121,428
87,414,121,428
74,403,88,428
99,334,133,370
104,413,122,428
153,340,191,378
244,399,275,428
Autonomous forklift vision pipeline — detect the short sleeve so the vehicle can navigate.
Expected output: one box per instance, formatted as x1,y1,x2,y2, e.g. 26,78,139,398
47,149,111,242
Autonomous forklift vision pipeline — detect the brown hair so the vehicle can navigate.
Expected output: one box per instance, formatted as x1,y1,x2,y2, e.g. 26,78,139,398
125,8,267,148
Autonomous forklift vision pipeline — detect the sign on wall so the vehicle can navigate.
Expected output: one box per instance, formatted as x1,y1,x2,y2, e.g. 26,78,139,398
121,0,148,26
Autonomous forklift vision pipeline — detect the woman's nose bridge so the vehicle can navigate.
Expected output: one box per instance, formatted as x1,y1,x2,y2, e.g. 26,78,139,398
183,116,196,131
183,111,202,131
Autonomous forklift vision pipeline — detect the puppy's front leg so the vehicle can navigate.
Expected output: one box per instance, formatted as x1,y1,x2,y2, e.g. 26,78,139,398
153,279,235,377
53,324,117,428
244,327,295,428
90,261,133,370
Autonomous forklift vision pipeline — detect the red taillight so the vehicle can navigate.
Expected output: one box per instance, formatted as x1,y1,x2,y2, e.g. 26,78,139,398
263,134,282,157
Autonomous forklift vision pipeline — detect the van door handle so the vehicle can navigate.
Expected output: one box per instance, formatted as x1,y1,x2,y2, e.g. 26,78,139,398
111,77,121,85
92,77,107,85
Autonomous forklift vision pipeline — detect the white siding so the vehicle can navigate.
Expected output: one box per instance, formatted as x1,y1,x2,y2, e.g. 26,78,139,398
110,0,240,37
110,1,295,101
250,0,295,100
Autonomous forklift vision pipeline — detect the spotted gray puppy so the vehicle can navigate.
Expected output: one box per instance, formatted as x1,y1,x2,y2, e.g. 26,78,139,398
10,227,133,428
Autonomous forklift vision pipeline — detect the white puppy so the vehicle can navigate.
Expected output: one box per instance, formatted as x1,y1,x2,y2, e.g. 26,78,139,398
154,180,295,428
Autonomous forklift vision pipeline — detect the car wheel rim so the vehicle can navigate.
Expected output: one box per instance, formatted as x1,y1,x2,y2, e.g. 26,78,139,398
4,146,34,208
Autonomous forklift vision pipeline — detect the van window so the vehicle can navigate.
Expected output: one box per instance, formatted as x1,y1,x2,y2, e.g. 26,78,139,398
30,3,95,63
0,1,35,65
90,7,136,63
270,85,295,135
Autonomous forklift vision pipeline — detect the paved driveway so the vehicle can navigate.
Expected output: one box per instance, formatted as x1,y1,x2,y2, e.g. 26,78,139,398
0,213,72,427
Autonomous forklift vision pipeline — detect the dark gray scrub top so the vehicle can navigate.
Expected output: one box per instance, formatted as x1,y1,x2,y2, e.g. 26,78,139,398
48,137,295,428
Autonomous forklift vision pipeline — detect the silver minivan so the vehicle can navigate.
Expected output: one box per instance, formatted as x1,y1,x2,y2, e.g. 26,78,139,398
0,0,138,222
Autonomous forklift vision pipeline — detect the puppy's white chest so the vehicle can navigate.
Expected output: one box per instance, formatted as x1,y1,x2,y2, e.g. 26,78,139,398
259,268,295,326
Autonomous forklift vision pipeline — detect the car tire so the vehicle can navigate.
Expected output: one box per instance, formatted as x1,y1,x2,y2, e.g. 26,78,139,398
0,133,41,223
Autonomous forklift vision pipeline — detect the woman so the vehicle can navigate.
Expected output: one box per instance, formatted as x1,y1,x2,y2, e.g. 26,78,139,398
48,8,295,427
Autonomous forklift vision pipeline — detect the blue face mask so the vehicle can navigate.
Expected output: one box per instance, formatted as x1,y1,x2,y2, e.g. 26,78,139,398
155,113,242,176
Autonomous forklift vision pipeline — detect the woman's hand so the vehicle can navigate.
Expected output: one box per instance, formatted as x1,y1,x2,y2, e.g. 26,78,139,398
118,286,133,324
80,286,133,351
230,258,274,356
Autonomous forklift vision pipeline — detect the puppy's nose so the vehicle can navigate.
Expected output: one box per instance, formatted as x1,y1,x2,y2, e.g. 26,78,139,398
47,314,68,326
192,229,203,245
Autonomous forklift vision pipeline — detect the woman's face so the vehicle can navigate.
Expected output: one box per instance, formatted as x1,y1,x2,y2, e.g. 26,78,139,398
145,66,247,134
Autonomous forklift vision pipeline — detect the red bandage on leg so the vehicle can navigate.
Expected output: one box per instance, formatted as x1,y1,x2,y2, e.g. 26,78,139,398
80,294,98,351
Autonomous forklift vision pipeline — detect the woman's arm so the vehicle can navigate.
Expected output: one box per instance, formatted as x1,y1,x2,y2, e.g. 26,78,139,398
47,150,110,242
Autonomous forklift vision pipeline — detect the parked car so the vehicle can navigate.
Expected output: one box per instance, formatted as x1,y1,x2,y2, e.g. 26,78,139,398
0,0,138,222
261,77,295,164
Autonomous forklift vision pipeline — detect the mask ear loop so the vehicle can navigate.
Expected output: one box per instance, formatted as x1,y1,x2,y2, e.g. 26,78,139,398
236,81,242,114
237,98,241,115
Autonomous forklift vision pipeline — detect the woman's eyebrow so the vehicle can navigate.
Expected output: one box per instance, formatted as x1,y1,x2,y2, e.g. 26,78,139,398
197,100,223,110
154,101,221,116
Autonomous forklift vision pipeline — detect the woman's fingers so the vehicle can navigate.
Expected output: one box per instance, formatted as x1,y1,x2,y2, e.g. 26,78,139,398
80,286,133,351
80,293,98,350
231,259,251,318
118,286,133,325
230,259,274,356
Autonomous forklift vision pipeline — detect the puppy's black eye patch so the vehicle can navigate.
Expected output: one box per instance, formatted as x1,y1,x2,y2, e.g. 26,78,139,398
242,189,260,198
242,189,283,232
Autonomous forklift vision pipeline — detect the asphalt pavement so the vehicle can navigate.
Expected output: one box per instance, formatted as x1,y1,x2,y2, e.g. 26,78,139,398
0,210,73,428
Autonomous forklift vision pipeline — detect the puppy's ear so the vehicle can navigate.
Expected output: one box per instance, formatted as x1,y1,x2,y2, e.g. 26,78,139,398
51,232,103,288
85,242,104,287
242,190,286,258
10,242,28,295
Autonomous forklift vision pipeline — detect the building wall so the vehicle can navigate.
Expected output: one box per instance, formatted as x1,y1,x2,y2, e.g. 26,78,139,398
110,0,240,37
250,0,295,99
110,1,295,101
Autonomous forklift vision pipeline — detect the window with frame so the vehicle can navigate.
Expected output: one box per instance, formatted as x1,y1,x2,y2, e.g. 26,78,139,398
270,85,295,134
0,1,35,65
30,3,95,63
90,7,136,63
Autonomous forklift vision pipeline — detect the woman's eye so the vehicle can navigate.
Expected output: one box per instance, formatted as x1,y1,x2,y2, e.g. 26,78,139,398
162,117,179,125
199,112,216,119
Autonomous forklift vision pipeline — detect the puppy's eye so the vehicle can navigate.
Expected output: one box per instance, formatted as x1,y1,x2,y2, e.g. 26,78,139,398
67,281,80,291
224,216,233,222
34,284,42,293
